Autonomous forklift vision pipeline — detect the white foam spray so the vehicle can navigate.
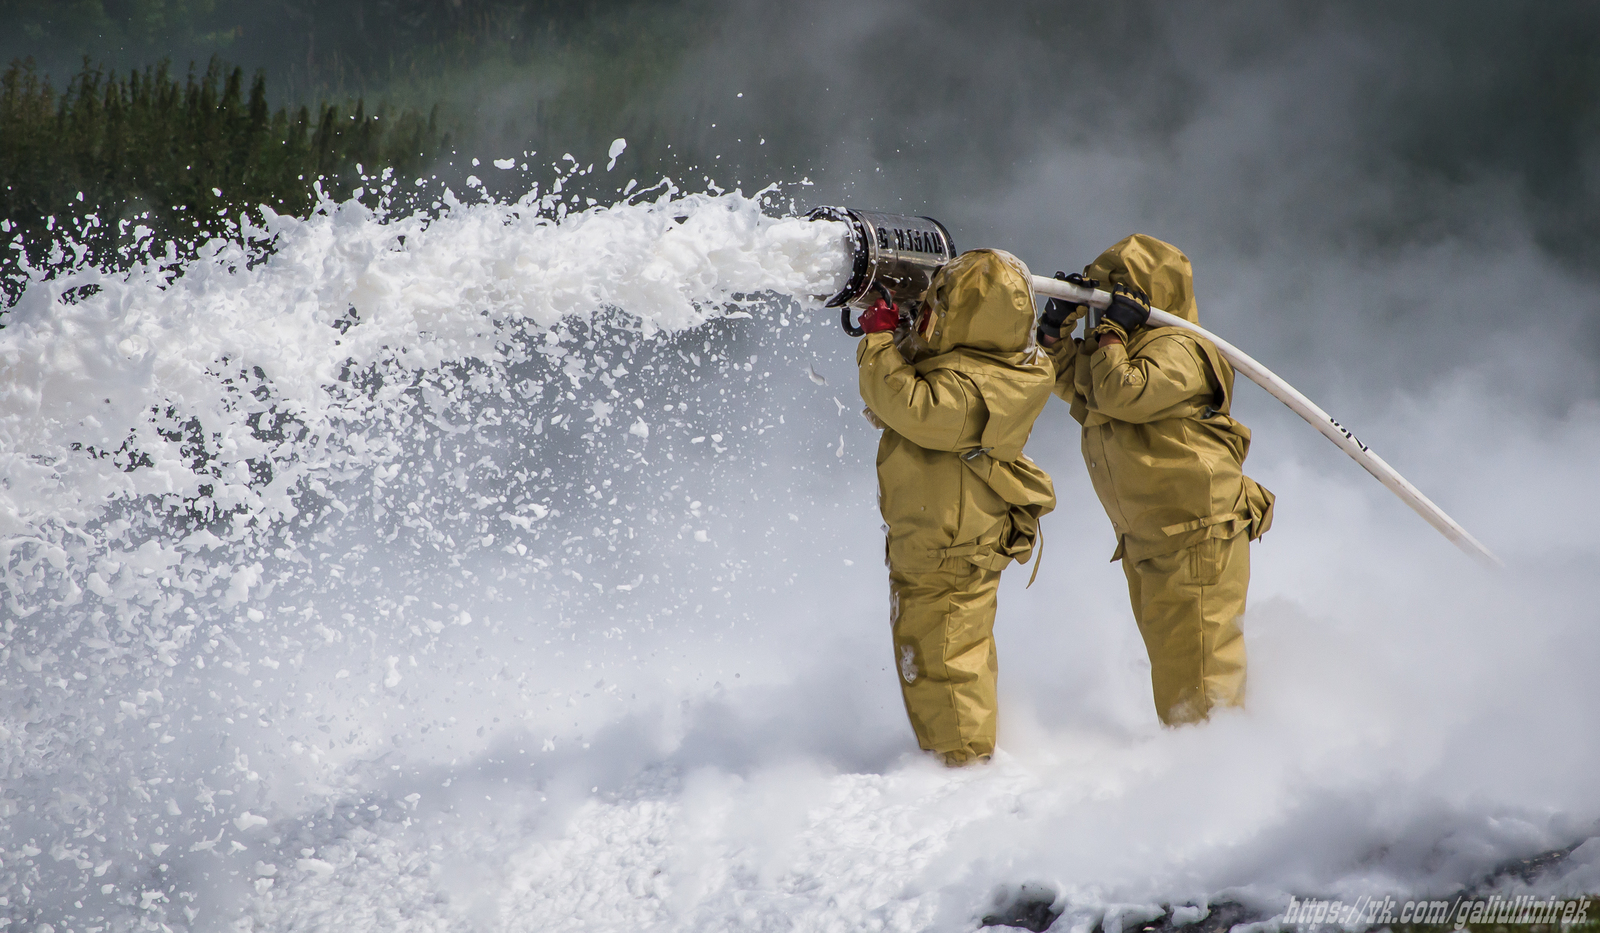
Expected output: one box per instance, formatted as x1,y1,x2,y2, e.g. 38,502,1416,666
3,160,1598,933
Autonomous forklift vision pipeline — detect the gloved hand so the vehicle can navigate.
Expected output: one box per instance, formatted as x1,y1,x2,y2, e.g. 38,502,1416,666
1038,271,1096,342
1097,283,1150,334
857,296,900,334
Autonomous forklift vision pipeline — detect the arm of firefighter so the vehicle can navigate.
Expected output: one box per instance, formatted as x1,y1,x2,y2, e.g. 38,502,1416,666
1088,335,1212,423
856,333,976,450
1045,336,1080,403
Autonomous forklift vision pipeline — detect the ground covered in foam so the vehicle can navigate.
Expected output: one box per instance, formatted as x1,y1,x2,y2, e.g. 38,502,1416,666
2,166,1598,932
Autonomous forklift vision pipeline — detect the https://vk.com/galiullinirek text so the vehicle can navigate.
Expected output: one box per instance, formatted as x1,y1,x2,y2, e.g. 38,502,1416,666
1284,894,1592,928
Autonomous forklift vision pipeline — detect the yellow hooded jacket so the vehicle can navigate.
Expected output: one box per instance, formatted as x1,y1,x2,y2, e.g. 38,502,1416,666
858,249,1057,573
1051,235,1274,563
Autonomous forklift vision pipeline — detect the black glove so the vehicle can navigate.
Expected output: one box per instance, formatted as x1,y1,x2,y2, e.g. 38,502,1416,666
1038,271,1097,341
1098,283,1150,334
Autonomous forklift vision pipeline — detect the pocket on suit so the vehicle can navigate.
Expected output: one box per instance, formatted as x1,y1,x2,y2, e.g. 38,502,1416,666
1242,475,1275,541
1189,537,1226,586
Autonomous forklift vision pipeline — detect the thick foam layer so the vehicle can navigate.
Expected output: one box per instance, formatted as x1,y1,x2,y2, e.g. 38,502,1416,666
0,176,855,929
3,168,1598,933
0,182,849,536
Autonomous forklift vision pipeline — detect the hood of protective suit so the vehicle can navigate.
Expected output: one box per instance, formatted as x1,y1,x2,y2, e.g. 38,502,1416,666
1084,234,1199,324
919,249,1037,354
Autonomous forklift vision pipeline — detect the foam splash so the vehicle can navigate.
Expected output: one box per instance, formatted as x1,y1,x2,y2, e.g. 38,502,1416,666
0,176,851,929
4,166,1599,933
0,184,848,536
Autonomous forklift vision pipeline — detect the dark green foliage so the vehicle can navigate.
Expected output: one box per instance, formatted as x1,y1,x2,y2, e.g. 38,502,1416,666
0,55,448,300
0,2,712,310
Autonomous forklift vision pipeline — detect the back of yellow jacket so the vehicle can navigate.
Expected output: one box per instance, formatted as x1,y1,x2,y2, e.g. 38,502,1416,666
1049,235,1273,562
858,249,1056,573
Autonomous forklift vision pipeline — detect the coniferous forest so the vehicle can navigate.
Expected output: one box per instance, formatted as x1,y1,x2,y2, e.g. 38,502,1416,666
1,57,447,293
0,0,707,308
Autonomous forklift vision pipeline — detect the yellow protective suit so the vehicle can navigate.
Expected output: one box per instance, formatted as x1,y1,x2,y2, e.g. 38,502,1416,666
857,249,1056,764
1049,234,1274,725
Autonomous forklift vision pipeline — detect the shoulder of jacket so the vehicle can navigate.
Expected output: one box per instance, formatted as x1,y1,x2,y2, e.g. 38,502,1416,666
1133,328,1216,364
1134,327,1204,348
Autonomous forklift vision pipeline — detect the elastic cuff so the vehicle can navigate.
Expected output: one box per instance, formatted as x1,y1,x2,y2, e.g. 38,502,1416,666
1091,321,1129,343
855,329,895,362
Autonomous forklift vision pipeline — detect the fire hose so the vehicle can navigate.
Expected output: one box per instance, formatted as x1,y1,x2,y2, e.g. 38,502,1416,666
809,206,1502,568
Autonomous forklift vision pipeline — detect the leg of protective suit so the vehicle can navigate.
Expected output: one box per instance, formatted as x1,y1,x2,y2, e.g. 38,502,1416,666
888,562,1003,763
1122,532,1249,725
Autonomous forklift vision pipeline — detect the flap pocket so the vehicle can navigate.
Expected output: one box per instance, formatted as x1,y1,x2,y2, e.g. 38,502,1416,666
1242,475,1275,541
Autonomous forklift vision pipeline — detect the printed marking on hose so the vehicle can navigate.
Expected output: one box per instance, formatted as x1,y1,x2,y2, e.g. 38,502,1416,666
1328,418,1369,452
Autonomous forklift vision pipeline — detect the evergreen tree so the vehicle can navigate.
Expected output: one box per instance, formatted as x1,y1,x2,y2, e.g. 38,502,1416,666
0,56,448,305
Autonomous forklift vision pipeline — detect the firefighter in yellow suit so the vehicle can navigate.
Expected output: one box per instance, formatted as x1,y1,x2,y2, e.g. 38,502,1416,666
1039,235,1274,726
857,249,1056,765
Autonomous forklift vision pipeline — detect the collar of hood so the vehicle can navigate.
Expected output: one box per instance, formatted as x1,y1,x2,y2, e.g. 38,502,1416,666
918,248,1037,355
1084,234,1199,325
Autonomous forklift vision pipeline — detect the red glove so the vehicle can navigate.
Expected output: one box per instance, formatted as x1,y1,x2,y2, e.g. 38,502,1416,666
858,297,899,334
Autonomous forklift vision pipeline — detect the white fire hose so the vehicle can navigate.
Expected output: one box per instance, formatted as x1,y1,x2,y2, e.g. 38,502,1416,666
1030,275,1503,568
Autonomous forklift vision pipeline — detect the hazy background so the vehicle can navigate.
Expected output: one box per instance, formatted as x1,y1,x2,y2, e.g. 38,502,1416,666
10,0,1599,386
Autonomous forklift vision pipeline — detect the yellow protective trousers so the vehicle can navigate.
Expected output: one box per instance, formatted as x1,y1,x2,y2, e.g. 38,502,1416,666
889,562,1003,764
1122,531,1250,725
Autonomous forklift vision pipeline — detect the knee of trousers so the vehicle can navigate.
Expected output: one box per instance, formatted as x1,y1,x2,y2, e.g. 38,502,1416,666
889,563,1003,683
889,563,1003,755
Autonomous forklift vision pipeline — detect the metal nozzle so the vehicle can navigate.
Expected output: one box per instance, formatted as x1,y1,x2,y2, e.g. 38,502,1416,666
807,207,956,313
